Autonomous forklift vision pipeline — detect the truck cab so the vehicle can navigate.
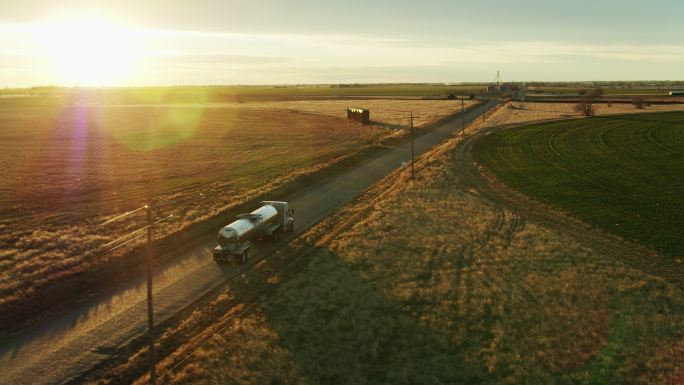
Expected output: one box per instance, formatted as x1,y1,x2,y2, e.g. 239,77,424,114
261,201,295,235
213,201,295,264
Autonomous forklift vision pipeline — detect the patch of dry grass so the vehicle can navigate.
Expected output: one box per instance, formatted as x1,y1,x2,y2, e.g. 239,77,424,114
471,101,684,129
231,99,479,127
98,99,478,128
161,311,306,385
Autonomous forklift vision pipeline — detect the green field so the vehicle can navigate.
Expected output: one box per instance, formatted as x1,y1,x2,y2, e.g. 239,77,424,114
473,112,684,257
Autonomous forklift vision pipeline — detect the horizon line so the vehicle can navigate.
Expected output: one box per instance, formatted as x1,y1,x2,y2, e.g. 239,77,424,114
5,80,684,90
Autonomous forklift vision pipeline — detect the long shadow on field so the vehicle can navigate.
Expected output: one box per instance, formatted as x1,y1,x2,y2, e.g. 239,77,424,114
257,248,488,385
0,238,214,362
369,120,408,131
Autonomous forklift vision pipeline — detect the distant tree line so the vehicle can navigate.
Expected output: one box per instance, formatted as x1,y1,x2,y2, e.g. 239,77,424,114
526,81,684,88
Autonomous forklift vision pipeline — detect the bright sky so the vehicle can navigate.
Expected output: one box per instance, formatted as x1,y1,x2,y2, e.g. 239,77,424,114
1,0,682,86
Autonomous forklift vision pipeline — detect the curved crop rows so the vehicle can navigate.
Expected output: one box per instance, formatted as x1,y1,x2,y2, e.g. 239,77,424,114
473,112,684,257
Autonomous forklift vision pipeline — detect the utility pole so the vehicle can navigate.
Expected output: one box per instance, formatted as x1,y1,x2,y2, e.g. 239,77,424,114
409,113,415,179
146,203,157,385
482,93,486,122
496,70,502,97
97,202,175,385
461,98,465,136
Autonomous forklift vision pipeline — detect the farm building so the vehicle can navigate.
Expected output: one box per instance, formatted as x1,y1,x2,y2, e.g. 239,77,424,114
347,107,370,124
487,84,510,93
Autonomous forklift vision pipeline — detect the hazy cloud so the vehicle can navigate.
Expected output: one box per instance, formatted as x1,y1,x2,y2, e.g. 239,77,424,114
2,20,683,86
145,53,291,66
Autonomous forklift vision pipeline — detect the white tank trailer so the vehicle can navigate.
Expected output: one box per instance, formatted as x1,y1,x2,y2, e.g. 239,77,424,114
213,201,295,263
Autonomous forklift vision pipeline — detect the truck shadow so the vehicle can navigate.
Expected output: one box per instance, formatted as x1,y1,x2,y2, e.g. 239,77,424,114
0,240,213,362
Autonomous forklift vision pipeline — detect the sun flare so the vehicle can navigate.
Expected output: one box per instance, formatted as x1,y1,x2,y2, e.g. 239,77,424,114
37,16,140,86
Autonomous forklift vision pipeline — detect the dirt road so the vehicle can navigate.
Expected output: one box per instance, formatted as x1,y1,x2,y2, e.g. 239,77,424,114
0,100,499,385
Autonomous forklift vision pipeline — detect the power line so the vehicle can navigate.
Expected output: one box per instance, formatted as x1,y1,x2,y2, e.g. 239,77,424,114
104,202,175,385
98,205,148,228
157,301,258,382
88,203,177,385
102,228,146,249
146,203,157,385
102,232,147,254
100,214,175,252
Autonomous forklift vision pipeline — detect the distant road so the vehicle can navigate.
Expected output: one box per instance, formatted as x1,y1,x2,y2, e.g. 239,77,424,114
0,100,499,385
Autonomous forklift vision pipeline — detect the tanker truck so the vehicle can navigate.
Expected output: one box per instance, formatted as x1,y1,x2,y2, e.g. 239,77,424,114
213,201,295,264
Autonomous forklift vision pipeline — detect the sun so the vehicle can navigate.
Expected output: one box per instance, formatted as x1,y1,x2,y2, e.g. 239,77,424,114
38,16,140,86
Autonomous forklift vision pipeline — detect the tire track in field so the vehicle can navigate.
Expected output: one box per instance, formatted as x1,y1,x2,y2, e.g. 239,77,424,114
455,125,678,287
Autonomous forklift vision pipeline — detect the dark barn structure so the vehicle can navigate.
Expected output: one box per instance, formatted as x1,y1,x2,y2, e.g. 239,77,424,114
347,107,370,125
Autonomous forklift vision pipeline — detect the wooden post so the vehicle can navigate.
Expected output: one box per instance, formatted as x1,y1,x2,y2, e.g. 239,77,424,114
461,98,465,136
146,203,157,385
410,113,415,180
482,93,486,122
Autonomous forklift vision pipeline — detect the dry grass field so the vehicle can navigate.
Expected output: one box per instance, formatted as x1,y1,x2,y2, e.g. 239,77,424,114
474,101,684,129
0,84,487,101
0,95,410,316
226,99,479,128
0,91,476,322
134,122,684,385
93,99,478,128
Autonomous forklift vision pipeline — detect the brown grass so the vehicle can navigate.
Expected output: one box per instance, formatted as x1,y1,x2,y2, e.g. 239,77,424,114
638,338,684,384
473,101,684,129
0,96,398,318
226,99,479,128
163,311,306,385
99,99,478,128
1,92,474,327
